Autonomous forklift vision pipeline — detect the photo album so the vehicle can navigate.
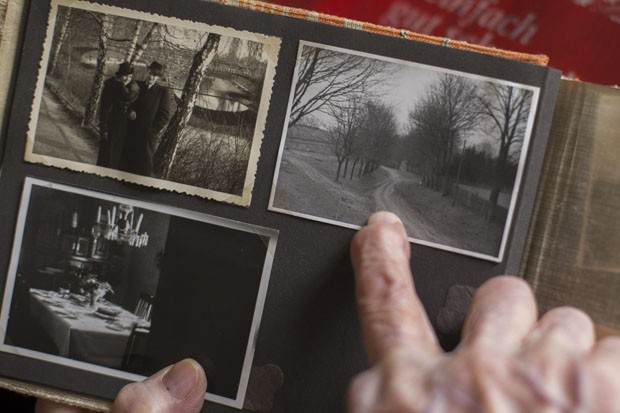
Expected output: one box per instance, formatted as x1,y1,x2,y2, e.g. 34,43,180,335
0,0,560,411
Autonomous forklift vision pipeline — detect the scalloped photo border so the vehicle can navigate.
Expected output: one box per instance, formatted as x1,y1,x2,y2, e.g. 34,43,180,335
24,0,281,206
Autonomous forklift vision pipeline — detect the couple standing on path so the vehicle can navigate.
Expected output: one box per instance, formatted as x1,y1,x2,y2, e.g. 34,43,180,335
96,61,172,177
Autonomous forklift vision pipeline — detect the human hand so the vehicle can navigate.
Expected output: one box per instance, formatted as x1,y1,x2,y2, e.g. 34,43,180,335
35,358,207,413
128,110,136,121
348,211,620,412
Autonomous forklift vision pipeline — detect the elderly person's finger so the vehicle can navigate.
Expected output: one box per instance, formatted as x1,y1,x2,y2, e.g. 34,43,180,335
593,336,620,355
351,211,439,363
583,337,620,410
112,358,206,413
523,307,595,354
513,308,595,408
461,276,537,353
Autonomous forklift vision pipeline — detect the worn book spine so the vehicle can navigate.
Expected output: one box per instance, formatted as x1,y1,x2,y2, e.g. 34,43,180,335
520,79,620,336
209,0,550,66
0,0,26,139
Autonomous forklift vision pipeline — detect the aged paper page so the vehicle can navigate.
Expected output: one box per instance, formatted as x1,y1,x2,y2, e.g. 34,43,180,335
521,80,620,333
0,0,26,135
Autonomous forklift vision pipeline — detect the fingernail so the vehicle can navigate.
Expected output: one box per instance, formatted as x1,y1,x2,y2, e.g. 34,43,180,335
162,359,200,400
367,211,402,226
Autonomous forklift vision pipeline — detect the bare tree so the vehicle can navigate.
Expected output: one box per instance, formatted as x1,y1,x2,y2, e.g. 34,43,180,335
357,101,399,174
168,122,251,196
404,120,441,186
219,130,251,194
246,40,263,61
128,22,159,65
478,83,532,219
407,74,480,195
327,98,363,182
154,32,221,179
125,21,143,62
290,46,384,127
48,8,72,76
82,14,111,128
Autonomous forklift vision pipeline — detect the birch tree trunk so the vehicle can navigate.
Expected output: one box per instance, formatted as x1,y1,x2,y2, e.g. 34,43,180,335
82,15,110,128
125,21,143,62
47,8,72,76
154,33,221,179
129,23,159,65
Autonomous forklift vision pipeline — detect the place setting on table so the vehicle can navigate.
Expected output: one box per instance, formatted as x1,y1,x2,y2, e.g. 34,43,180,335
28,283,148,368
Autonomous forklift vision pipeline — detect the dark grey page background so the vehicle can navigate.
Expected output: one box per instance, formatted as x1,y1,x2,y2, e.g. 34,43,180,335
0,0,560,411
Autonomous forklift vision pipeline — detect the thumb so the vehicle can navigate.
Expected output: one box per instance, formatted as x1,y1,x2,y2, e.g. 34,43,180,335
112,358,207,413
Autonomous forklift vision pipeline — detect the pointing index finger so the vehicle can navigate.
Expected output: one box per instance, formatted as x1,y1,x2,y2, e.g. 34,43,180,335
351,212,440,363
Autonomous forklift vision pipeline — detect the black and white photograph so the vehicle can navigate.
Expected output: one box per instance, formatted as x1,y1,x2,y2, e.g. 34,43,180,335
0,178,278,408
269,41,540,261
25,0,280,206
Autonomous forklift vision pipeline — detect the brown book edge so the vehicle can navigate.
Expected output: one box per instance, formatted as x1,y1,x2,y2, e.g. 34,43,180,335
595,324,620,339
0,376,111,411
520,79,620,339
0,0,551,408
0,0,26,136
210,0,549,66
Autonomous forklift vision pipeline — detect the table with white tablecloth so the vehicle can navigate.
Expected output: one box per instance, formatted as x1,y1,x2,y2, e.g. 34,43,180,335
29,288,140,369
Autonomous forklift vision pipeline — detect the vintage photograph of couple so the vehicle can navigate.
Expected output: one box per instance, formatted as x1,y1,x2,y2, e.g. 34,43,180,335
96,60,169,177
25,0,280,206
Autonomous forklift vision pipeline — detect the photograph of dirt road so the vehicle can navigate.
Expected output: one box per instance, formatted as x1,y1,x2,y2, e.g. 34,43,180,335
269,42,540,261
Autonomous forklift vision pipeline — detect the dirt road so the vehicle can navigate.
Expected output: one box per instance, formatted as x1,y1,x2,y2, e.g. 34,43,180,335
273,149,503,258
372,167,452,246
372,166,503,256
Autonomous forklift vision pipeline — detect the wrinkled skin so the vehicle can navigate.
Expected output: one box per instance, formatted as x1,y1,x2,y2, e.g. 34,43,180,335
348,212,620,413
37,211,620,412
36,359,206,413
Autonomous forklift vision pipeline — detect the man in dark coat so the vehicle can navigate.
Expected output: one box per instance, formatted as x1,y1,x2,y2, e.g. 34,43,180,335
97,62,139,168
123,61,172,177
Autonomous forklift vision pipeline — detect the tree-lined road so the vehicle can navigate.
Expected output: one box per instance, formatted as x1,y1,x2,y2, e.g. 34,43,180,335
373,167,452,246
459,184,511,208
274,149,503,257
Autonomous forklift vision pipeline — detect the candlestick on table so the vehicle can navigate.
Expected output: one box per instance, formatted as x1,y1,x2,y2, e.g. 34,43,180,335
136,213,143,233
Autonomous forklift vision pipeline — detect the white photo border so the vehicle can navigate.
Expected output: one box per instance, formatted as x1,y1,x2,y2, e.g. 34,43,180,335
268,40,541,263
24,0,282,207
0,177,279,409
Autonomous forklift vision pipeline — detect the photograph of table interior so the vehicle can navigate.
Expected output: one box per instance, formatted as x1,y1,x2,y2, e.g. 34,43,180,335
0,178,278,407
28,288,149,369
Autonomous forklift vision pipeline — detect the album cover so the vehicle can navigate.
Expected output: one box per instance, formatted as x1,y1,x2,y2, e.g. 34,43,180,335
0,0,560,411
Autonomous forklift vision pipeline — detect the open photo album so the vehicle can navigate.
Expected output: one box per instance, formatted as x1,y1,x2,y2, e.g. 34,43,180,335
0,0,561,411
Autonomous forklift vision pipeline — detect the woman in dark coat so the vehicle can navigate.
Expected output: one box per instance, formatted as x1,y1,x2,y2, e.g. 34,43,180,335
123,61,172,177
96,62,140,168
